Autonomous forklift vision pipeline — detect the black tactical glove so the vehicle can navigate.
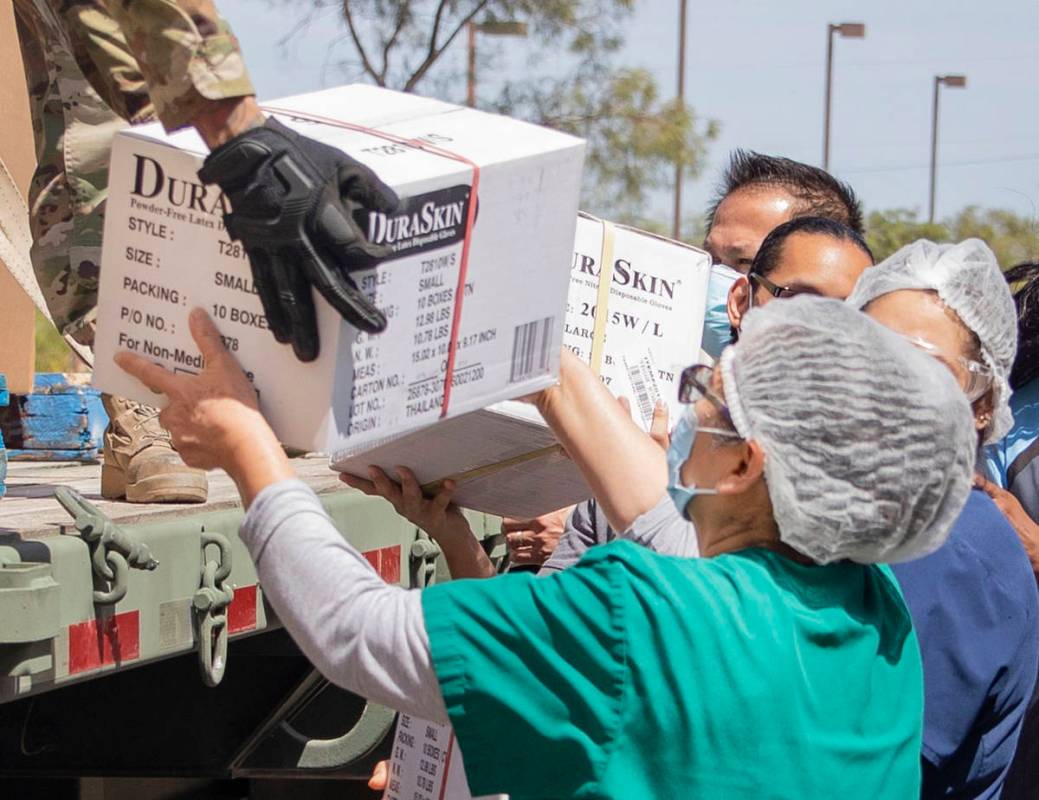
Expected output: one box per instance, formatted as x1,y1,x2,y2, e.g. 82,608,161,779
198,117,400,362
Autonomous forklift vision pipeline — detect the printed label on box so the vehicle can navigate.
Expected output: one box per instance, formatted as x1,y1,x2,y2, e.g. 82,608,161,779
566,214,710,430
333,213,711,518
386,714,506,800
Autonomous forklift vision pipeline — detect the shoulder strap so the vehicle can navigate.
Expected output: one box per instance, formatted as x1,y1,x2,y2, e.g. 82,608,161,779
0,154,93,366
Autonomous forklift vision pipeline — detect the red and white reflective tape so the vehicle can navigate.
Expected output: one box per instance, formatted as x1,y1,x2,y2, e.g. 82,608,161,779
260,105,480,418
362,544,403,584
68,610,141,675
228,584,258,635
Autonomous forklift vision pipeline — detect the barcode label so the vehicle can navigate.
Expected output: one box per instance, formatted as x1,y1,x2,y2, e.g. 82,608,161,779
509,317,554,383
624,352,662,427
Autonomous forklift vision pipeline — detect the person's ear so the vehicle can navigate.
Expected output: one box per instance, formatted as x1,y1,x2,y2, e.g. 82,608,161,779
973,390,995,434
728,276,752,330
715,438,766,496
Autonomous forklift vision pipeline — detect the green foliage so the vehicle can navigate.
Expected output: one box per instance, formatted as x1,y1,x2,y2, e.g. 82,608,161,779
947,207,1039,268
283,1,635,91
285,0,717,222
34,310,74,372
864,209,947,263
497,68,718,221
866,207,1039,267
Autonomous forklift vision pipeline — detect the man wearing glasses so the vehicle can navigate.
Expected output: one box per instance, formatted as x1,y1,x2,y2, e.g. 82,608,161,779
540,215,875,573
508,151,867,568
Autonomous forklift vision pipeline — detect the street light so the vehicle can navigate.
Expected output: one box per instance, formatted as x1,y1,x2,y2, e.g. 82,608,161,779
672,0,688,241
929,74,967,223
467,20,528,108
822,22,866,172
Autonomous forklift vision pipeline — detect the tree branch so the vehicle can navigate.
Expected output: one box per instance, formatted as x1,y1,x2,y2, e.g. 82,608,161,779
403,0,492,93
379,3,411,84
342,1,382,85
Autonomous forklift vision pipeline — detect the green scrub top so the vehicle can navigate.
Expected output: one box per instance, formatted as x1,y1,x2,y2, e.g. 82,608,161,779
422,540,923,799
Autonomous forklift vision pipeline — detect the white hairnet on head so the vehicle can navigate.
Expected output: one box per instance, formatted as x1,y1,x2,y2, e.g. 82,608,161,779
846,238,1017,444
718,296,975,564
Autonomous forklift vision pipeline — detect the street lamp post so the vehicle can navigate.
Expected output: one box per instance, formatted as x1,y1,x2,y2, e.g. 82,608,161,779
929,74,967,224
822,22,866,172
466,20,528,108
672,0,688,241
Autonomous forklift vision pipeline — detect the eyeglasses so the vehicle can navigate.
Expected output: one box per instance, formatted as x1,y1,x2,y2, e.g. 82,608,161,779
902,335,994,402
748,271,818,300
678,364,739,433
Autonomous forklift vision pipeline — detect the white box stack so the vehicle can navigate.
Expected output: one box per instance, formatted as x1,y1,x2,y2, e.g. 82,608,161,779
92,84,585,451
333,213,712,518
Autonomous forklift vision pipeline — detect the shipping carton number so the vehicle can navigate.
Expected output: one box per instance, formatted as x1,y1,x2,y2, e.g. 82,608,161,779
217,240,248,261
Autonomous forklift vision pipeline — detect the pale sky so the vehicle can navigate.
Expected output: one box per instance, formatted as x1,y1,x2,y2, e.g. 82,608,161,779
224,0,1039,227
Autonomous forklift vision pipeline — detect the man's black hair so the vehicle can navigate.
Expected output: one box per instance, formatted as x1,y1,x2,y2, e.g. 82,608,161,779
728,217,873,343
1005,261,1039,390
706,149,864,234
749,216,874,279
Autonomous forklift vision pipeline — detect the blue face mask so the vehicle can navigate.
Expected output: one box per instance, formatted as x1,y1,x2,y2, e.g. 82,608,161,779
701,263,741,359
666,411,742,519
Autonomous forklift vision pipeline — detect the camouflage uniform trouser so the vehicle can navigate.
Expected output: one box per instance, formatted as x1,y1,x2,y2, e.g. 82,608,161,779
27,111,125,349
15,0,136,347
14,0,252,347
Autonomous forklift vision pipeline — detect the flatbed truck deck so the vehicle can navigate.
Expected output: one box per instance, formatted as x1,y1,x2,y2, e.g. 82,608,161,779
0,456,504,795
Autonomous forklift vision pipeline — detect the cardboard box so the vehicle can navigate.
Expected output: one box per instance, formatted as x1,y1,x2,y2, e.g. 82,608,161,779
91,85,585,450
333,214,711,518
0,0,40,395
386,713,503,800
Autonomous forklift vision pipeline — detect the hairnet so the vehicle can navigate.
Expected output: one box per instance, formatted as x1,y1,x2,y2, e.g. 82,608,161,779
718,296,975,564
846,238,1017,444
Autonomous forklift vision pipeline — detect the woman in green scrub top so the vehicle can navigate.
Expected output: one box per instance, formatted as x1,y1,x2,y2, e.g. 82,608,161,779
116,296,976,799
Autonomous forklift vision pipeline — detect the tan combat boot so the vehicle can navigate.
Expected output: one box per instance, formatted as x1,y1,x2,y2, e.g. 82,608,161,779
100,394,208,503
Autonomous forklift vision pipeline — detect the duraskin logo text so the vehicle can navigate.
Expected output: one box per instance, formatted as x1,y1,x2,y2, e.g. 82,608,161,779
572,252,677,300
366,185,472,258
130,154,229,216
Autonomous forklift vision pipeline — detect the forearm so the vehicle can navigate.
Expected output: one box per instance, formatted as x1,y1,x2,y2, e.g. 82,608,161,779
222,414,294,507
193,96,264,148
105,0,255,131
432,522,497,580
536,349,668,532
241,479,448,723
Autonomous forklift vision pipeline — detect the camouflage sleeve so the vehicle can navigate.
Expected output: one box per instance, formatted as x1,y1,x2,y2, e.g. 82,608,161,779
102,0,254,131
52,1,154,123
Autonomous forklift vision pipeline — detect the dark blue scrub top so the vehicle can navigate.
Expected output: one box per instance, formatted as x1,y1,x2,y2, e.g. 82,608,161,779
892,489,1039,799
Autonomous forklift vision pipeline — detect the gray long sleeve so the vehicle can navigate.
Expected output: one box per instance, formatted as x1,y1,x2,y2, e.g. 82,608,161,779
239,479,448,724
539,494,698,574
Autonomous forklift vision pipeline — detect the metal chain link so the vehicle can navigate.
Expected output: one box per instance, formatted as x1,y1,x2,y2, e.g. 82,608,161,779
91,551,130,605
54,487,159,605
410,533,441,589
193,532,235,687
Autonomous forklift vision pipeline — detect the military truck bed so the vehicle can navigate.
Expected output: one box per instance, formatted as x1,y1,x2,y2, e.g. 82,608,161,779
1,455,342,536
0,454,502,705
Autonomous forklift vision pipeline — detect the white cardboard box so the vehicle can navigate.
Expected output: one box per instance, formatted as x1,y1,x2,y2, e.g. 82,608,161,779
386,714,504,800
92,85,585,450
333,214,711,518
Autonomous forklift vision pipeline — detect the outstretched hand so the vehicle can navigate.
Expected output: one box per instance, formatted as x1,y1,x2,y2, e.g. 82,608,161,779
114,308,292,504
341,466,464,540
617,396,670,450
975,473,1039,574
502,506,571,567
341,466,494,579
